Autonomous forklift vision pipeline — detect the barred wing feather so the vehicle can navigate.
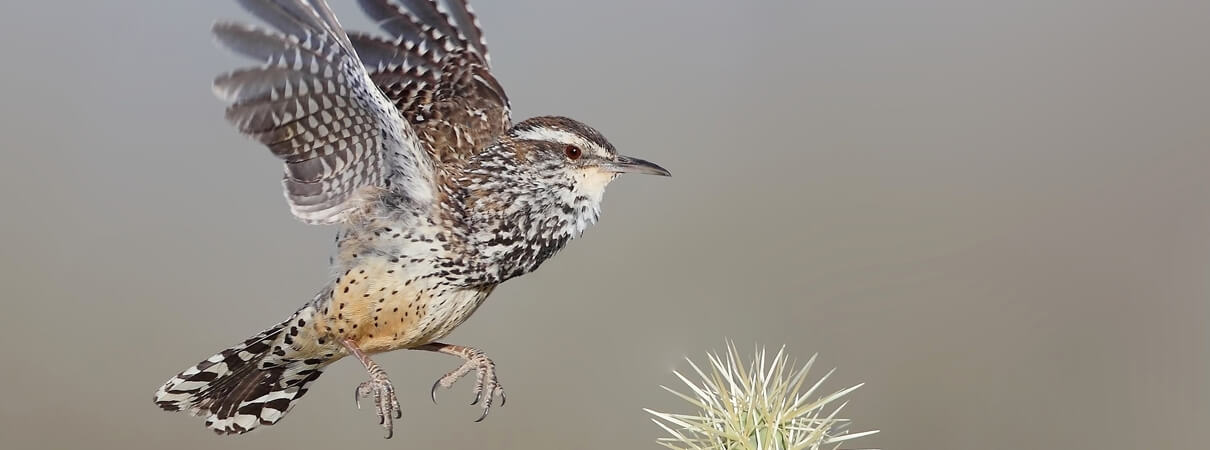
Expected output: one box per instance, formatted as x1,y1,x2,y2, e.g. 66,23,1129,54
349,0,511,166
213,0,434,224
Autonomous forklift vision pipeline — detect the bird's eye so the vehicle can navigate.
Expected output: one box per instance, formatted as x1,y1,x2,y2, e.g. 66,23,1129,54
563,145,582,160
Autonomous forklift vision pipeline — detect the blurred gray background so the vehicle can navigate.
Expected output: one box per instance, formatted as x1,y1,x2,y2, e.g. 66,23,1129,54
1,1,1207,449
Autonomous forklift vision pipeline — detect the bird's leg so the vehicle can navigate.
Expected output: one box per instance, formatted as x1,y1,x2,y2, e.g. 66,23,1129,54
416,342,505,421
341,338,401,438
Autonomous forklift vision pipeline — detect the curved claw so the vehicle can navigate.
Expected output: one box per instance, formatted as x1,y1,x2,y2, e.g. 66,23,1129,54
424,348,504,423
354,377,401,438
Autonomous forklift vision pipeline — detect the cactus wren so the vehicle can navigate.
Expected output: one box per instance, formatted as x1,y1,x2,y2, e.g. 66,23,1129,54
154,0,669,438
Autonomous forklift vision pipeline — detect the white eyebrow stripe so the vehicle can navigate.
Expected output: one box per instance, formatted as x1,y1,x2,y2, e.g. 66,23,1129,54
512,127,599,154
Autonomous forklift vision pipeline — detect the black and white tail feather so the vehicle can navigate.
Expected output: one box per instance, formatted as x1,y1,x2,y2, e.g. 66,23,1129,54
153,307,328,434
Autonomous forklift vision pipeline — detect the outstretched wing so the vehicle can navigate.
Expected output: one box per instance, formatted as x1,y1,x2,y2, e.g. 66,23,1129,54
349,0,511,168
213,0,435,224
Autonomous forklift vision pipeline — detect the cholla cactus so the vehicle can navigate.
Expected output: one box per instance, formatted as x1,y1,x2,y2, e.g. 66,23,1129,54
645,342,878,450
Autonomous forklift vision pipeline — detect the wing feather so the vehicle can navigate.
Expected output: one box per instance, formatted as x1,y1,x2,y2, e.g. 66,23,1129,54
212,0,434,224
395,0,460,50
436,0,489,60
350,0,510,167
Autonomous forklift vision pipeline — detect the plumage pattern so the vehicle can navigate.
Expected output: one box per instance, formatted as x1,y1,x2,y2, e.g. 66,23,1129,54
155,304,332,434
213,0,433,224
157,0,668,437
350,0,509,169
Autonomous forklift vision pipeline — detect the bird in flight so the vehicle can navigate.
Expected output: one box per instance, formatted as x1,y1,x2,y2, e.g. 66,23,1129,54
154,0,669,438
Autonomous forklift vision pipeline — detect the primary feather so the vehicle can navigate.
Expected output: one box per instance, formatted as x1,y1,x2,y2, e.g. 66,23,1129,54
213,0,434,224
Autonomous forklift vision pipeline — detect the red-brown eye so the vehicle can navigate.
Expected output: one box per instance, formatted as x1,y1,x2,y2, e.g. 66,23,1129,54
564,145,582,160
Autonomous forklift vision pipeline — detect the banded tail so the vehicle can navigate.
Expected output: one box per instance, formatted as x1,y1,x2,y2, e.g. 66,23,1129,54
154,311,332,434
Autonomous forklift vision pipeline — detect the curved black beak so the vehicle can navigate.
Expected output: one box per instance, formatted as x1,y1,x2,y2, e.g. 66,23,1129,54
602,155,671,176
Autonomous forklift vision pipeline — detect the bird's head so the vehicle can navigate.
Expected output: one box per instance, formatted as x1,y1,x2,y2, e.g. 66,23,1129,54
462,116,669,275
505,115,669,201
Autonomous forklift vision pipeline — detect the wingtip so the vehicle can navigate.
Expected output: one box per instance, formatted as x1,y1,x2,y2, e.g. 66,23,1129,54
211,20,242,37
211,72,234,102
210,21,249,51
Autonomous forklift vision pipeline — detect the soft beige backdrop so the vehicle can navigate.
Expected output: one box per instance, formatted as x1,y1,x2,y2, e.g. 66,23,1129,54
1,1,1207,449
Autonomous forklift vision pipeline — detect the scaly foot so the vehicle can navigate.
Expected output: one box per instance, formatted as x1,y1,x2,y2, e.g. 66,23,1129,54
343,339,402,438
418,343,506,421
354,370,401,437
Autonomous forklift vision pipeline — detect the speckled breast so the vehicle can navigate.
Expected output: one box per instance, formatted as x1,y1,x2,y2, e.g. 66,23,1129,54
311,241,493,355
